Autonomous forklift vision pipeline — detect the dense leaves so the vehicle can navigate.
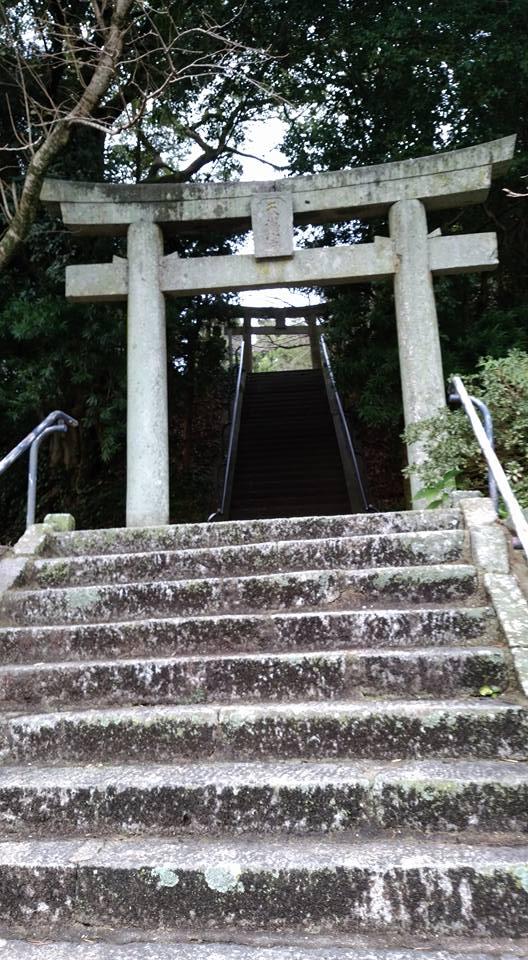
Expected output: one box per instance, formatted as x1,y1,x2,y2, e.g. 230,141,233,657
275,0,528,508
403,350,528,509
1,1,528,537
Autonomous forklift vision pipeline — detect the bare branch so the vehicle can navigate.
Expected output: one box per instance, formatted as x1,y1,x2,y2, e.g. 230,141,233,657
228,147,288,172
503,187,528,199
0,0,276,269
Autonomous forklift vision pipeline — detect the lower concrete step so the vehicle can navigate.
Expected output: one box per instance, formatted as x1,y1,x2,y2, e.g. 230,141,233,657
0,759,525,838
0,835,526,936
0,607,499,665
0,647,511,709
1,565,480,626
3,700,526,764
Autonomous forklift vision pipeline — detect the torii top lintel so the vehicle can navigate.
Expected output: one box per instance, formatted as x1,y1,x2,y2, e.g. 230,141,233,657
40,136,515,237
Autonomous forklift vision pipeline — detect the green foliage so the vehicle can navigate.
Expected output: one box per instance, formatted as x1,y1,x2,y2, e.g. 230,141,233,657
2,1,528,530
479,684,502,699
253,339,313,372
413,470,458,511
403,350,528,508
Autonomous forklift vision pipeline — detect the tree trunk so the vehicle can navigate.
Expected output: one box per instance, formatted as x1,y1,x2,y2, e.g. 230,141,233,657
0,0,134,272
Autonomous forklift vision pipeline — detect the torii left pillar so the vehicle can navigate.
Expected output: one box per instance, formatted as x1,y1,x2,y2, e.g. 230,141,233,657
126,222,169,526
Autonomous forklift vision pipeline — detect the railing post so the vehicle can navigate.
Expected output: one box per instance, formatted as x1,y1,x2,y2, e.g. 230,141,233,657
243,317,253,372
208,342,246,521
308,317,321,369
0,411,77,530
26,423,67,527
319,336,370,513
452,375,528,558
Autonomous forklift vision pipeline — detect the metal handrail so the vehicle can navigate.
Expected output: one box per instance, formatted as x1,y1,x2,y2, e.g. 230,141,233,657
0,410,78,527
319,335,370,512
208,342,246,521
448,382,498,510
449,375,528,558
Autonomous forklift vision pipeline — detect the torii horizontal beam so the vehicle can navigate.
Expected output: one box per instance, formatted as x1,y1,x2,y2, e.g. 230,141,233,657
65,233,498,302
244,326,311,335
41,136,515,236
224,303,329,320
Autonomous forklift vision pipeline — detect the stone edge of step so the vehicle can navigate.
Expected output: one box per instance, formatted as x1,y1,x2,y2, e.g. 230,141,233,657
41,508,463,557
1,756,526,790
0,645,512,712
20,528,468,589
1,563,481,616
0,936,523,959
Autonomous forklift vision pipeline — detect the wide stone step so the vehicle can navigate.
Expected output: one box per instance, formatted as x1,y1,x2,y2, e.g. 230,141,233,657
3,700,526,764
1,758,526,839
1,565,480,627
22,531,467,589
0,607,499,665
0,944,521,960
44,509,461,557
0,835,526,935
0,647,510,710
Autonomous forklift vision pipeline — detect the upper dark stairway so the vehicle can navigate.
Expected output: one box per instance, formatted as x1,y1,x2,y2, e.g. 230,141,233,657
229,369,362,520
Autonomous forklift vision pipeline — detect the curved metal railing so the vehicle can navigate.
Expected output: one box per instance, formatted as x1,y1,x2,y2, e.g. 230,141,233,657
0,410,78,527
319,335,371,513
208,342,246,522
449,375,528,558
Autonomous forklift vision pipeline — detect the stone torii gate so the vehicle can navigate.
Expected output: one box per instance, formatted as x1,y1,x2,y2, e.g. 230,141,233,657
41,135,515,526
222,303,329,371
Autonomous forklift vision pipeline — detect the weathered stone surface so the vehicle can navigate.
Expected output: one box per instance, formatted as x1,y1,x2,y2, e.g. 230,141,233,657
460,498,509,575
389,198,446,503
0,835,527,935
484,574,528,696
0,503,525,953
40,136,516,234
22,530,467,588
126,221,169,528
157,239,396,298
45,509,462,557
0,759,525,839
251,193,294,259
0,557,25,602
428,233,498,275
1,564,480,626
4,700,527,764
485,574,528,649
0,606,499,665
0,939,523,960
0,647,510,709
42,513,75,532
11,523,52,558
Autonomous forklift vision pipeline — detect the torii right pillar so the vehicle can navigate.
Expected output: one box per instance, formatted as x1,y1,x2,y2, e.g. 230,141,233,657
389,198,446,502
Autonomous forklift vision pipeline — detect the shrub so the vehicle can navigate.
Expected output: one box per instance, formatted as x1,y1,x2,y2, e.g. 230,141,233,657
403,349,528,508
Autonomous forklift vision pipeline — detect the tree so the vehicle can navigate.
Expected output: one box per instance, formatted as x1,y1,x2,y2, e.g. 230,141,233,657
273,0,528,508
0,0,276,269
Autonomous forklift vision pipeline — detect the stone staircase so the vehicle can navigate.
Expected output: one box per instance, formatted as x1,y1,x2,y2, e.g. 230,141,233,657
230,370,352,519
0,504,526,958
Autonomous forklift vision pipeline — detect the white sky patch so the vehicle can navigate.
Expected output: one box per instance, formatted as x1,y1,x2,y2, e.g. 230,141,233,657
237,116,289,183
